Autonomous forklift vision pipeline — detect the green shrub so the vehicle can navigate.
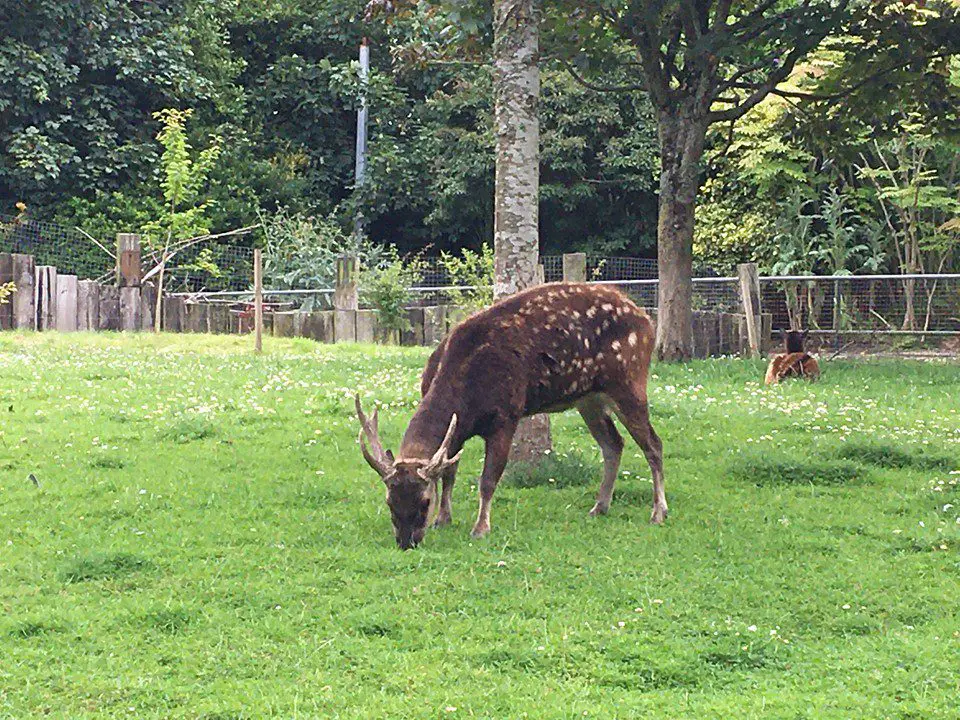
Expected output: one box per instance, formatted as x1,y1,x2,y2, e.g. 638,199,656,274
360,250,425,334
260,209,392,311
439,243,494,313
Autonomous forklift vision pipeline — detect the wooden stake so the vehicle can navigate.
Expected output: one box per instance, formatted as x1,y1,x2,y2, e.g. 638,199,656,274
737,263,761,358
254,248,263,354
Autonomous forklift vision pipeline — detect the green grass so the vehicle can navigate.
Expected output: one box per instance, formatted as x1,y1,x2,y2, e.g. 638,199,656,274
1,331,959,719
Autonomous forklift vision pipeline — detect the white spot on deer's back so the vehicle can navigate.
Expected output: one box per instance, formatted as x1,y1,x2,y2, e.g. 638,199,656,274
611,340,621,351
628,332,638,347
586,306,597,318
583,337,590,350
601,303,614,312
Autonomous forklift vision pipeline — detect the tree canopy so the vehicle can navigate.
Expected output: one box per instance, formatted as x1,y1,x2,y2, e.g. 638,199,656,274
1,0,957,287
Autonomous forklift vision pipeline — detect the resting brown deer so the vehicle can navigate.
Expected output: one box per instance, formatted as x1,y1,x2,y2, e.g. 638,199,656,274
355,282,665,550
764,330,820,385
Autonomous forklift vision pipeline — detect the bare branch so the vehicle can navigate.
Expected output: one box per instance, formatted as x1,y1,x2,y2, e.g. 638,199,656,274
558,59,647,93
75,227,116,259
141,224,260,283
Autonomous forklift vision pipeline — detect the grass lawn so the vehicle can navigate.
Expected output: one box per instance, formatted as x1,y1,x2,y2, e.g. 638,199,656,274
1,332,958,719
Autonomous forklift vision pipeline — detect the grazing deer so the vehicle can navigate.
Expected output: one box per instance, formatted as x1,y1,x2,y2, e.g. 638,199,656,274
356,282,665,550
764,330,821,385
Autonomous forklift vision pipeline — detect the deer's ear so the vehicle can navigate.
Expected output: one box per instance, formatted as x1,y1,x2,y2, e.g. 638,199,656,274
386,449,395,462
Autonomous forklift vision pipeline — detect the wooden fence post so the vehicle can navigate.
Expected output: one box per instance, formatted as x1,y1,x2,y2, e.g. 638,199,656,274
98,286,120,330
120,288,141,332
117,233,142,331
737,263,762,358
0,253,12,330
142,281,158,331
333,254,358,310
55,274,78,332
254,248,263,353
562,253,587,283
163,296,185,332
333,254,358,343
11,254,36,330
77,280,100,331
117,233,142,288
35,266,57,331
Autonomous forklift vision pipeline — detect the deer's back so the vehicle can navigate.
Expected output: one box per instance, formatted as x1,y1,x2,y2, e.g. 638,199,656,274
429,283,655,419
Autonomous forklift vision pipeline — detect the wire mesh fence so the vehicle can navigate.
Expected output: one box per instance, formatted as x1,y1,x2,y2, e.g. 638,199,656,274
161,243,255,293
579,274,960,337
0,214,115,281
4,212,959,338
760,275,960,335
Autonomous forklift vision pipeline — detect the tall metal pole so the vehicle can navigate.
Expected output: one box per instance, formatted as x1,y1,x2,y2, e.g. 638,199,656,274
354,38,369,240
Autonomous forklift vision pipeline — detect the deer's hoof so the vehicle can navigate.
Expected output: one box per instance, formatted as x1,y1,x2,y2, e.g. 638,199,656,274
432,513,452,529
470,523,490,539
649,505,668,525
588,503,609,517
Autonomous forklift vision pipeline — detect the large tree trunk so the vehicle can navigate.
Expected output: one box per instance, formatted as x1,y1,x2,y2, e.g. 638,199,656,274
493,0,551,462
655,114,707,361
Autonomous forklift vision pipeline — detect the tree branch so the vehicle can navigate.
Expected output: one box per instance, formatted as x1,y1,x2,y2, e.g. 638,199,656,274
707,42,815,123
557,59,647,93
766,52,952,101
707,0,852,123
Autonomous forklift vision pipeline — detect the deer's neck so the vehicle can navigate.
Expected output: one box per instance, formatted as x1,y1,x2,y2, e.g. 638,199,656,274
398,386,463,460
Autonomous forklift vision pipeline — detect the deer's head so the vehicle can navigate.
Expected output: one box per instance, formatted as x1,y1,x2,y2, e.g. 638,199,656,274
782,329,808,354
355,396,461,550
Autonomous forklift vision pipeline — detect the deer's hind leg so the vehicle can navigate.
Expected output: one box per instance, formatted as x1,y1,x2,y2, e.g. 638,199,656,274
577,395,624,517
608,384,666,524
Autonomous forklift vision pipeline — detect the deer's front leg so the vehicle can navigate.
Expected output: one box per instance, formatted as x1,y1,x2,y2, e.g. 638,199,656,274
471,424,516,539
433,461,458,528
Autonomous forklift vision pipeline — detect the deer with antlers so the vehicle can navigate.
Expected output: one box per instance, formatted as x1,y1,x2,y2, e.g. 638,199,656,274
355,282,665,549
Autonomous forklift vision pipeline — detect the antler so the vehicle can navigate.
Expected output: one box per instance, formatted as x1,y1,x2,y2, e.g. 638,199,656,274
420,414,464,479
355,394,394,477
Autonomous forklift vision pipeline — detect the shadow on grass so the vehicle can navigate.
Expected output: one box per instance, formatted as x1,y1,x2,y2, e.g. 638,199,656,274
158,417,218,443
504,450,597,489
8,619,62,639
60,552,151,583
141,607,192,634
729,451,868,487
832,441,955,471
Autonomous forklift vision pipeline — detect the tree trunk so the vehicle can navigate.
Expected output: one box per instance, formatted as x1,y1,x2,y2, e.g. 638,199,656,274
655,114,706,361
901,277,916,330
493,0,551,462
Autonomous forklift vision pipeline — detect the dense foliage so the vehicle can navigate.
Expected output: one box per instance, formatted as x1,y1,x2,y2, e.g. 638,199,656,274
1,0,957,273
1,0,659,257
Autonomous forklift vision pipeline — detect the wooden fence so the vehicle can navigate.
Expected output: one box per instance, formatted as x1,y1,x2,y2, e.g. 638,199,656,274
0,240,770,356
